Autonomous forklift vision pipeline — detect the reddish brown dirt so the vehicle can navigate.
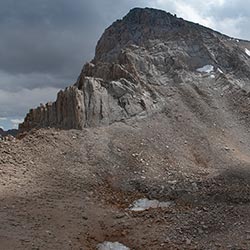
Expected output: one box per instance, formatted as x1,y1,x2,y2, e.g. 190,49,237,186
1,113,250,249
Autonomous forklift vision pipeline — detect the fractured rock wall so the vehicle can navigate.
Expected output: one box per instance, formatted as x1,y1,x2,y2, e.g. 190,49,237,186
19,7,250,132
20,76,163,131
20,86,85,131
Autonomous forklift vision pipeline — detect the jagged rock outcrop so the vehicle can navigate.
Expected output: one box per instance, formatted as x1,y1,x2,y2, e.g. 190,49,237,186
0,128,18,138
19,7,250,132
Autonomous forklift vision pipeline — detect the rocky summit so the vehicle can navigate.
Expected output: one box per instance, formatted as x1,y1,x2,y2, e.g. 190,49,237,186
19,7,250,131
3,8,250,250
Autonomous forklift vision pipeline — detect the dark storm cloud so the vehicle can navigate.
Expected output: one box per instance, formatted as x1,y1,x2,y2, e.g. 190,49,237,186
0,0,101,77
0,0,145,79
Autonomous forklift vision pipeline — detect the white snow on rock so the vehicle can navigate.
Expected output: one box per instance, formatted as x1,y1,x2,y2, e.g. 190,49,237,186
210,74,215,79
196,65,214,73
245,48,250,56
129,198,172,211
97,242,130,250
217,68,223,74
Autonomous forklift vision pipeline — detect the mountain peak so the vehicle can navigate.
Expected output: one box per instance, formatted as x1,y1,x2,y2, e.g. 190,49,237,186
94,7,216,62
123,7,177,25
94,8,186,61
19,8,250,132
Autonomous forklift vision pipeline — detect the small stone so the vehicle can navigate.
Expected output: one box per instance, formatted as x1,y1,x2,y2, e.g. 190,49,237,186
192,182,198,191
46,230,52,235
115,213,125,219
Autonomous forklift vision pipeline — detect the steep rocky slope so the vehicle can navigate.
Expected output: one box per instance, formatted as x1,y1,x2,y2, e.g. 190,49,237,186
2,114,250,249
19,7,250,131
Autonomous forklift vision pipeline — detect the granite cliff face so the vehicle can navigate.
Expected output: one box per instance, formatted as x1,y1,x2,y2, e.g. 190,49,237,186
19,7,250,131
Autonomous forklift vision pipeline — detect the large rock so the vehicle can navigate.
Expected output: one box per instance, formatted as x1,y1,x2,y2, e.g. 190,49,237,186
20,76,162,131
20,86,85,130
19,7,250,132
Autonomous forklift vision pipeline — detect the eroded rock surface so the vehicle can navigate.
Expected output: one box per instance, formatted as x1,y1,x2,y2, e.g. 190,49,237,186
19,7,250,131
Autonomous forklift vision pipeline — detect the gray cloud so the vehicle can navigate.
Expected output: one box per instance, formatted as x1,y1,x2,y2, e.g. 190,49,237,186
153,0,250,39
0,0,101,77
0,0,249,129
0,87,59,117
0,0,146,77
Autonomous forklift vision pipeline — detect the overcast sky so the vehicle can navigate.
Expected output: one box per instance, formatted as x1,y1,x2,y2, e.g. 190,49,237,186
1,0,250,129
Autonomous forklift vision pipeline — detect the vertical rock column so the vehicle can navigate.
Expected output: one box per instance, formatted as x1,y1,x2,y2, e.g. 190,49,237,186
19,86,85,131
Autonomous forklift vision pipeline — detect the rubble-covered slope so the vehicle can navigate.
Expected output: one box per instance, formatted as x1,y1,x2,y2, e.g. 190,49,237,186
2,111,250,249
19,7,250,131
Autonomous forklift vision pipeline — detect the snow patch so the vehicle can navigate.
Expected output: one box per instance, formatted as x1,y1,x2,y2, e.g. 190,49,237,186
245,48,250,57
196,65,214,73
217,68,223,74
210,74,215,79
97,242,130,250
129,198,172,211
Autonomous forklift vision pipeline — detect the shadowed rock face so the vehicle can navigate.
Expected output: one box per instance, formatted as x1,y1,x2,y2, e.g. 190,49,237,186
19,7,250,132
0,128,18,138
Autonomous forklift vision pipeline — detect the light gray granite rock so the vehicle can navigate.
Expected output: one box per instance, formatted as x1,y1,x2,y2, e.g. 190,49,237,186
19,7,250,132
